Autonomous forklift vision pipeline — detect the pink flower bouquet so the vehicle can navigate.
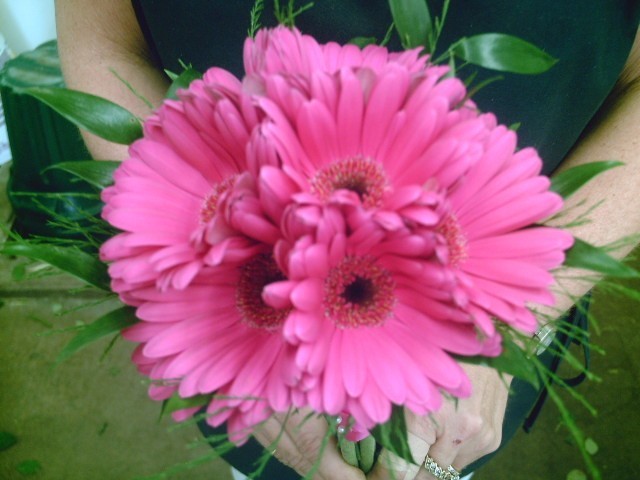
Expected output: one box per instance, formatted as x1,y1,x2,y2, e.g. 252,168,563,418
5,3,636,479
100,25,571,448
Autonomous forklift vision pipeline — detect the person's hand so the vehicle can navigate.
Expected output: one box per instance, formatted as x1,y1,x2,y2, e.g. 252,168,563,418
367,364,511,480
252,408,367,480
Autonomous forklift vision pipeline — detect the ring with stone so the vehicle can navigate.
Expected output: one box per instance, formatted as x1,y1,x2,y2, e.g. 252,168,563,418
423,454,461,480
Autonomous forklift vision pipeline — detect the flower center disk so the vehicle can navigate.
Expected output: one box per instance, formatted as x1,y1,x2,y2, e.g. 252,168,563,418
236,253,290,330
200,176,237,224
310,157,388,208
437,213,468,267
324,255,396,328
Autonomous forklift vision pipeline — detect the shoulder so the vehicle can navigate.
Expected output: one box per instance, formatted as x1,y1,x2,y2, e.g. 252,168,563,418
56,0,149,62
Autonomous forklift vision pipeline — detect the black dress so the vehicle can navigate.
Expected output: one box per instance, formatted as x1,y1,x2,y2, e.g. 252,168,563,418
131,1,640,477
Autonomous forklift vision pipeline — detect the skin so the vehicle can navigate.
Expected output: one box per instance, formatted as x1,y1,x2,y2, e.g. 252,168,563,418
55,1,640,478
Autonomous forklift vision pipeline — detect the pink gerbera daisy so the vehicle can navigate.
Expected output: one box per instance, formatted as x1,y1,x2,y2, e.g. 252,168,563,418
244,26,428,79
432,118,574,334
262,205,499,430
101,68,271,294
121,252,300,444
249,61,491,235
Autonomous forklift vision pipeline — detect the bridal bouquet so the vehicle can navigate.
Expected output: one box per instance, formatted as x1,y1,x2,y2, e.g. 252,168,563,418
3,1,635,479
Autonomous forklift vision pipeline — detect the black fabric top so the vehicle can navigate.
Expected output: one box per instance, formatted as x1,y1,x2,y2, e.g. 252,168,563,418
133,0,640,174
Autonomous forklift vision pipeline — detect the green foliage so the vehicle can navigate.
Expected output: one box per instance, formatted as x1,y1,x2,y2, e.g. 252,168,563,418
0,40,62,89
57,307,138,363
165,66,203,100
13,86,142,144
551,161,623,199
349,37,379,48
274,0,314,27
160,393,212,419
1,243,111,290
388,0,432,49
452,33,558,74
371,405,412,462
44,160,120,189
564,238,640,279
460,337,540,388
546,385,601,480
109,67,155,109
248,0,266,37
388,0,449,52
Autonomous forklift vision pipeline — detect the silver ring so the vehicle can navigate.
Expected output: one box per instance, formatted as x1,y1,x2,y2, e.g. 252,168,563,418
423,455,460,480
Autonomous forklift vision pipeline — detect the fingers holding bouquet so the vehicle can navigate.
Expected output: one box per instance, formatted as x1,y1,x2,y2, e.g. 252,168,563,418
369,364,510,480
253,408,367,480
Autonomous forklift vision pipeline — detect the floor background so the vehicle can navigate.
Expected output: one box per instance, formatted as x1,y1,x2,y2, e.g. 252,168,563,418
0,159,638,479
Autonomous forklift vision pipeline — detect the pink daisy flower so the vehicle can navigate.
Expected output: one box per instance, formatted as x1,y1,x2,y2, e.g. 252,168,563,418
122,252,300,444
262,205,498,429
244,26,428,79
249,61,490,237
432,118,574,334
101,68,272,294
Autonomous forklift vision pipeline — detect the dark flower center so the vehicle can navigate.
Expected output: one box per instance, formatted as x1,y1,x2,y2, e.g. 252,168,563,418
342,276,375,305
236,254,290,330
310,157,388,208
437,213,468,267
200,175,237,223
325,255,395,328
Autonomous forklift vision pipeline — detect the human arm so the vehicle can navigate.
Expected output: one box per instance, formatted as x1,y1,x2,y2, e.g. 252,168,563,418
542,29,640,312
55,0,169,160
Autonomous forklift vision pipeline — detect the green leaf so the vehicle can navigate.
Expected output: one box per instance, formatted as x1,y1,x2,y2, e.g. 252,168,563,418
165,67,203,100
248,0,265,38
43,160,120,189
14,86,142,144
0,40,63,89
161,393,212,419
460,337,540,387
57,307,138,363
551,161,623,199
0,431,18,451
453,33,558,74
371,405,412,462
388,0,431,49
564,238,640,278
0,243,111,290
348,36,378,48
16,460,42,476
